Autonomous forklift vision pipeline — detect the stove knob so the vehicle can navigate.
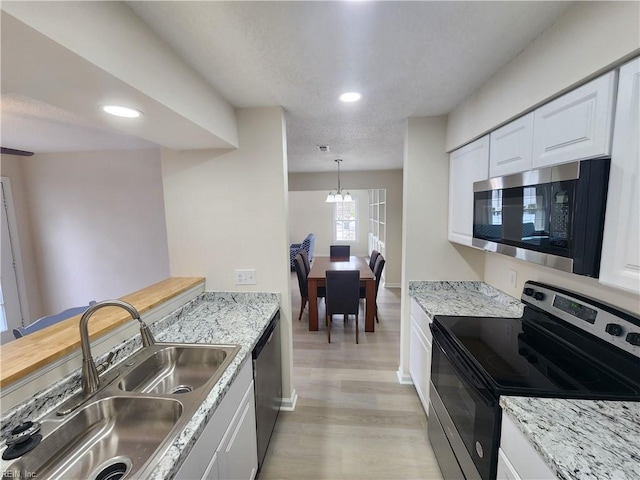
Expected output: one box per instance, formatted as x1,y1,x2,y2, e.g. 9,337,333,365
626,333,640,346
605,323,624,337
533,291,546,301
523,288,535,297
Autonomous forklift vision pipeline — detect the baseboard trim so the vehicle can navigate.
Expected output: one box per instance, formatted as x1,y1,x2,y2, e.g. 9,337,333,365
384,283,401,288
397,368,413,385
280,389,298,411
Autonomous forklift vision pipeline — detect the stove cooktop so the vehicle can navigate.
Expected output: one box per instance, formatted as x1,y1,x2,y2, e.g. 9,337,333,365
434,282,640,401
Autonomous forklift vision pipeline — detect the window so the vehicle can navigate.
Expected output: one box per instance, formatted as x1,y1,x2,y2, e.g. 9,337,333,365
334,199,358,241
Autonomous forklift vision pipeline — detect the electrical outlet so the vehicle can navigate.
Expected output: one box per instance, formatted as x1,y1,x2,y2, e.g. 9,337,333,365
235,269,256,285
509,269,517,289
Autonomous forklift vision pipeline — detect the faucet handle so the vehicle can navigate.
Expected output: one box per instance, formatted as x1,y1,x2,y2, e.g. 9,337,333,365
96,351,116,375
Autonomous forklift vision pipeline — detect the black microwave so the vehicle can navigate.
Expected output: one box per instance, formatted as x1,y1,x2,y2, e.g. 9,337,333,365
472,159,610,277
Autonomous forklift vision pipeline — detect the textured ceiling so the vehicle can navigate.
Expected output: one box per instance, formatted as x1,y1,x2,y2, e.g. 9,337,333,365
1,2,572,171
128,1,572,172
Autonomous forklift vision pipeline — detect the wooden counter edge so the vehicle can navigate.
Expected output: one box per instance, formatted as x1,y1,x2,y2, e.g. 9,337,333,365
0,277,205,388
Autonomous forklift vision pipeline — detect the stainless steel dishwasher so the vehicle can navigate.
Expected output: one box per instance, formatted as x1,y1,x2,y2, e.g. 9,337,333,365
253,311,282,471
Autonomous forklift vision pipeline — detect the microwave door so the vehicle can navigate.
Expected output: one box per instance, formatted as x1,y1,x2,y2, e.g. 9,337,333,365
473,190,502,242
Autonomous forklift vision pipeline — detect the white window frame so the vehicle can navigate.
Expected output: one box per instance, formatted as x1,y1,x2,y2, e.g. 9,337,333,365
333,199,359,242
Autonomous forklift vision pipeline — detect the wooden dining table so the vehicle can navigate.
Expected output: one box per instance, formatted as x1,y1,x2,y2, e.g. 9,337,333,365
307,256,377,332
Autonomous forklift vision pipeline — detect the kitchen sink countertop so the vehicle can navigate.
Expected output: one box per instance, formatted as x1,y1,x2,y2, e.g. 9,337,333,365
500,396,640,480
0,291,280,480
409,281,524,318
149,292,279,479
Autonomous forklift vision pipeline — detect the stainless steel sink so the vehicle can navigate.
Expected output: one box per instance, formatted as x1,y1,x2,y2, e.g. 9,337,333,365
117,343,240,395
2,343,241,479
4,396,182,479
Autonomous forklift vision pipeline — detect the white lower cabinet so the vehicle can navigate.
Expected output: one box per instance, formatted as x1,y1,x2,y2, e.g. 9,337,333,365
498,413,557,480
409,298,432,414
600,57,640,294
177,360,258,480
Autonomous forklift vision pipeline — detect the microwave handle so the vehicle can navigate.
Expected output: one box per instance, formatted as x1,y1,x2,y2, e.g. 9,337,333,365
432,329,496,407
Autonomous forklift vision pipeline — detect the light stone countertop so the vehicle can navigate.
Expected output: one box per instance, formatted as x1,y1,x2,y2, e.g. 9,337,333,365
408,280,524,318
0,291,280,480
500,397,640,480
408,280,640,480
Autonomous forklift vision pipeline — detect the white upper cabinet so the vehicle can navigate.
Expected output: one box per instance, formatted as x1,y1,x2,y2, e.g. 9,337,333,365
599,57,640,294
532,71,616,168
448,135,490,246
489,113,534,177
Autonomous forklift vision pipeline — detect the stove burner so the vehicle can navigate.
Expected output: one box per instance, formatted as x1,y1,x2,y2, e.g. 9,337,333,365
486,354,531,377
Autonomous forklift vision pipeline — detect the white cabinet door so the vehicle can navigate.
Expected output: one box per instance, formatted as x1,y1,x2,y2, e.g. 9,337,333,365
489,113,534,177
448,135,490,246
409,318,431,414
500,413,557,480
177,361,255,480
202,452,220,480
532,71,616,168
218,380,259,480
600,57,640,294
496,448,521,480
409,299,432,415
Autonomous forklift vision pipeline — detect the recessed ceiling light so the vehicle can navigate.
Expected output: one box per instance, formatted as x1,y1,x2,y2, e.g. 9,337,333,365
339,92,362,103
101,105,143,118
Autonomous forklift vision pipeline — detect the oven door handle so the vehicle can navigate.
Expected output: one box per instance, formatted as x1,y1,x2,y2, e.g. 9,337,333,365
432,329,496,407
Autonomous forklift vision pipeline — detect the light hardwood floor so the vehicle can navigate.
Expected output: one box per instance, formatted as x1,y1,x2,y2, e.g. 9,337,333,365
258,272,444,480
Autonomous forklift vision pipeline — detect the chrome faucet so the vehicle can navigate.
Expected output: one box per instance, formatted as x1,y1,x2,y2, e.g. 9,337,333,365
79,299,156,394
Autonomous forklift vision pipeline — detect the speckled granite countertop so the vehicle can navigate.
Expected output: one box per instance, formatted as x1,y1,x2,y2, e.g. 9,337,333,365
501,397,640,480
1,291,280,479
409,280,524,318
408,281,640,480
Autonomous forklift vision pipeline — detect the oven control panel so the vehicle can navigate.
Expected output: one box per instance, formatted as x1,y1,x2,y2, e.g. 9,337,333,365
522,281,640,358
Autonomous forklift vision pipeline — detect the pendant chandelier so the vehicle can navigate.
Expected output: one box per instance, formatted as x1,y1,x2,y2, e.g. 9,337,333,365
325,159,353,203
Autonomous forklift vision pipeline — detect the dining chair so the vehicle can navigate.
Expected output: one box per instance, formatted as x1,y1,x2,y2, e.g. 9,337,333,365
299,249,311,275
361,255,385,323
368,250,381,271
325,270,361,343
294,254,325,321
329,245,350,258
13,301,97,339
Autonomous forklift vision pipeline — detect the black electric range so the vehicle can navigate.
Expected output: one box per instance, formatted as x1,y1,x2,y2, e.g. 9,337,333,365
428,281,640,480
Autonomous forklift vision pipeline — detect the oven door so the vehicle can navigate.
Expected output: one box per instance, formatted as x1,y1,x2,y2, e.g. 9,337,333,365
430,325,501,480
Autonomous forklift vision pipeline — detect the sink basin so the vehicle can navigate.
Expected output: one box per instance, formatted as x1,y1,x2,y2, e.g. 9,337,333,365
4,396,182,480
117,344,240,395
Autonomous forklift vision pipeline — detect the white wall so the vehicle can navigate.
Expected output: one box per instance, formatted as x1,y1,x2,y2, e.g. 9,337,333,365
17,149,171,319
289,190,370,258
447,1,640,151
161,107,295,403
399,116,485,380
444,1,640,312
289,169,403,286
485,255,640,316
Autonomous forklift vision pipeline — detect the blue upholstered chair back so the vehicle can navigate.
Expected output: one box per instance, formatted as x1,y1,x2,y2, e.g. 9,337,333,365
13,301,97,339
290,233,316,269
